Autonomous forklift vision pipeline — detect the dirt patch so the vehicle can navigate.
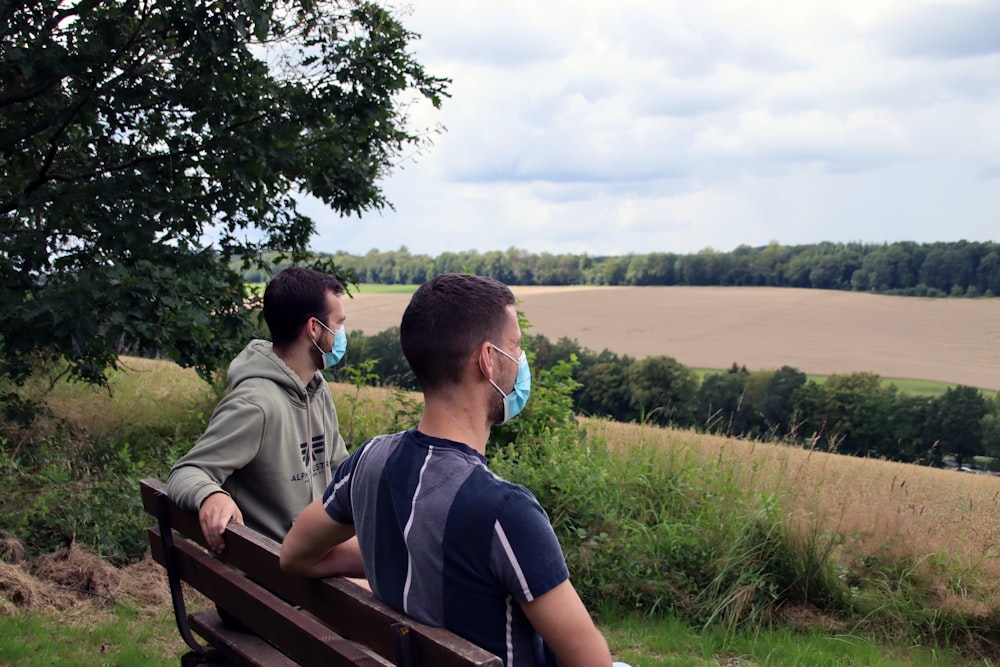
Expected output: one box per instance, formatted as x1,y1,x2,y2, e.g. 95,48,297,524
343,286,1000,390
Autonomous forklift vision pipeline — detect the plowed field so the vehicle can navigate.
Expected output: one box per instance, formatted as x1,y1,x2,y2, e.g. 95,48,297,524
345,286,1000,390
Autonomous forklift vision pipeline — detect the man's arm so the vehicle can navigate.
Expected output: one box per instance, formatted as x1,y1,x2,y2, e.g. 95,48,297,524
167,393,266,550
521,579,612,667
280,498,361,578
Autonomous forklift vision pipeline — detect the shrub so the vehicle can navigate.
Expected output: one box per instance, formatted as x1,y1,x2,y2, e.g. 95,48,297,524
486,350,820,631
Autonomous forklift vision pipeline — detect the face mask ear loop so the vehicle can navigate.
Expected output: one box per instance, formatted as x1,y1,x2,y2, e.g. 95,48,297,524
309,317,324,355
312,317,322,344
479,345,507,416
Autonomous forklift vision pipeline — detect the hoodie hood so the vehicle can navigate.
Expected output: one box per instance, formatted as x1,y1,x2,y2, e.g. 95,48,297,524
228,339,322,401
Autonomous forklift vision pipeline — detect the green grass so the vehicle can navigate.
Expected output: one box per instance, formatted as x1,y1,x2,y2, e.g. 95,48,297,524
812,374,961,397
249,282,419,296
0,607,181,667
353,283,420,294
599,611,989,667
0,604,985,667
692,367,985,397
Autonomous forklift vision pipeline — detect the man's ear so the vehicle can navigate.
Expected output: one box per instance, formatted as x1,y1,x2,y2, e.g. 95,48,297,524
303,316,319,342
476,341,495,380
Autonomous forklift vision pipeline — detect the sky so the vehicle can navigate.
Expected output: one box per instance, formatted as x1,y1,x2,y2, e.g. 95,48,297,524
304,0,1000,258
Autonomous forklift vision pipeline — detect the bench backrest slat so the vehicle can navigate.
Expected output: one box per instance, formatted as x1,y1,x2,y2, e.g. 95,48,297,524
141,478,502,667
148,525,390,667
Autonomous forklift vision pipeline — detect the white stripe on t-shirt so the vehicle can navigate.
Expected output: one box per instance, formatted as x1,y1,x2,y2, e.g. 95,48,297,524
401,445,435,614
494,521,533,602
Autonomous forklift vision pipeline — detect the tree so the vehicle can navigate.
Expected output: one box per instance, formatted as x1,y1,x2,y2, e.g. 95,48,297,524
888,393,935,463
575,360,634,421
525,333,584,374
625,355,698,427
750,242,790,286
926,385,988,469
330,325,416,390
982,412,1000,466
861,242,919,292
697,366,749,435
817,373,896,456
792,372,896,456
919,245,974,293
976,250,1000,296
759,365,807,438
1,0,447,388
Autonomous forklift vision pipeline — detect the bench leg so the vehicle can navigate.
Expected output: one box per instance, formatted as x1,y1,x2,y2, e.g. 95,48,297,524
157,493,209,657
391,622,415,667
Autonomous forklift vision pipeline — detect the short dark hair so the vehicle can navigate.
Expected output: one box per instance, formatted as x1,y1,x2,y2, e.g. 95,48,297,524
263,267,344,346
400,273,516,392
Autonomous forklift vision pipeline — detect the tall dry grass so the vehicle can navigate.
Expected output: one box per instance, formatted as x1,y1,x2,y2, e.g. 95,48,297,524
587,418,1000,619
16,356,218,443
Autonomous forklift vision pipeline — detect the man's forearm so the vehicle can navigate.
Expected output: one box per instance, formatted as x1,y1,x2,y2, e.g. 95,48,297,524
310,537,365,578
280,500,359,577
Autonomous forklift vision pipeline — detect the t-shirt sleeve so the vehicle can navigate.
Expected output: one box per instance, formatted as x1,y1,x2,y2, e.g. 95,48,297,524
490,487,569,604
321,439,369,525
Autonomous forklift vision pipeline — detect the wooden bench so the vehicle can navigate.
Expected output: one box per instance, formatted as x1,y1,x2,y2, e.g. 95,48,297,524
140,478,502,667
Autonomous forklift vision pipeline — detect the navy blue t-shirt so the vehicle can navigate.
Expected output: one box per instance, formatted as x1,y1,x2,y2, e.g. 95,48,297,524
323,429,569,667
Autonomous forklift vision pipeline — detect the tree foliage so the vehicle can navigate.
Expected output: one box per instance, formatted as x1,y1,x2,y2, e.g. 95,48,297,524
1,0,447,387
696,364,749,435
926,385,988,468
625,355,698,426
324,241,1000,296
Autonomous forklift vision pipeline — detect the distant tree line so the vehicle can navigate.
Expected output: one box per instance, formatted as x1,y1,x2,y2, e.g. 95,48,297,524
243,240,1000,297
329,327,1000,470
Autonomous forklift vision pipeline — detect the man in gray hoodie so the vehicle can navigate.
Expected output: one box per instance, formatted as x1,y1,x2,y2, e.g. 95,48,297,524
167,267,359,571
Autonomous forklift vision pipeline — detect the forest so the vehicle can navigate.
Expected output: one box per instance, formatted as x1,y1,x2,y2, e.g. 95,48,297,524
242,240,1000,297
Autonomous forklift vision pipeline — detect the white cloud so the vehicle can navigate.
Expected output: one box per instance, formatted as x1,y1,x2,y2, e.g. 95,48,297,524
691,107,913,172
307,0,1000,257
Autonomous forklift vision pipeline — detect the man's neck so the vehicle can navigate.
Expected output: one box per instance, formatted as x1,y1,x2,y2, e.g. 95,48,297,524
417,393,491,455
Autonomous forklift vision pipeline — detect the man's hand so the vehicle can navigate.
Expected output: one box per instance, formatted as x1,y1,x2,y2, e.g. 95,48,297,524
199,492,244,553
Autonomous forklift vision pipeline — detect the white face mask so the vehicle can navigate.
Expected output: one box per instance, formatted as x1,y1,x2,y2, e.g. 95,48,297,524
312,320,347,369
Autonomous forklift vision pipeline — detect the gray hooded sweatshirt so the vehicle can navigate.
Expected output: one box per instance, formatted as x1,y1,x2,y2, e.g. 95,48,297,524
167,339,349,542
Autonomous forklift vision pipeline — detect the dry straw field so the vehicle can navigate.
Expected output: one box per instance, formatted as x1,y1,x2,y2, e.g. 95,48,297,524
346,286,1000,390
587,417,1000,617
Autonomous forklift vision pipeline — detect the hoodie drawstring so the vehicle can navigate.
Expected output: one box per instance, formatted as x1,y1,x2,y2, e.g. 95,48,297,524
305,391,315,502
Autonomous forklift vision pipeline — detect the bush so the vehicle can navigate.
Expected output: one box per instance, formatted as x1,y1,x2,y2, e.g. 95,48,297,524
0,384,212,564
486,350,820,631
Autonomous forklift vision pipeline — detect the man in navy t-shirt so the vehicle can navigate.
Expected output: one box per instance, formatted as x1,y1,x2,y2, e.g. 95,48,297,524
281,273,615,667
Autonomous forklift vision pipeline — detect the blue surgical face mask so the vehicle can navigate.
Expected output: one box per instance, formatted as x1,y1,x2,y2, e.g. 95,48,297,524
313,320,347,369
488,344,531,424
